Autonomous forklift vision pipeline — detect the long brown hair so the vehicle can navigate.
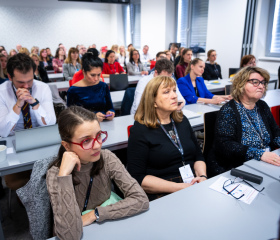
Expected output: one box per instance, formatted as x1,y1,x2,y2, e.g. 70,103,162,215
135,76,183,128
64,47,81,64
178,48,192,65
39,49,50,62
49,106,104,185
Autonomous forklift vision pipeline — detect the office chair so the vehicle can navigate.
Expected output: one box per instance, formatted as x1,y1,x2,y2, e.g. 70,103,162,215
120,87,136,116
109,74,129,92
168,43,181,50
225,84,232,95
267,79,277,90
228,68,240,78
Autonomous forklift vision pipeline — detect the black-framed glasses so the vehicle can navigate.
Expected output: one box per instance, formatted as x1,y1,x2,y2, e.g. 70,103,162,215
223,178,264,200
247,79,268,87
69,131,108,150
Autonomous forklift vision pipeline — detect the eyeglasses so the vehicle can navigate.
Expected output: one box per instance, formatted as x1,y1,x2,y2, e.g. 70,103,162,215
223,178,264,200
247,79,268,87
69,131,108,150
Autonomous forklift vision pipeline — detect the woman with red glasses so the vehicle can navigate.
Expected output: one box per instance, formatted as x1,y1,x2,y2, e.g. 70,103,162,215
47,106,149,240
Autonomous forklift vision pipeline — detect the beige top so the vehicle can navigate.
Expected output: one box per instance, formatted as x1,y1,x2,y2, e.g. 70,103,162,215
47,149,149,240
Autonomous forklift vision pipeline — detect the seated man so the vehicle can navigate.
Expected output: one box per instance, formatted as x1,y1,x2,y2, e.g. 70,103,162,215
140,45,153,63
130,58,185,114
0,53,56,192
149,51,167,74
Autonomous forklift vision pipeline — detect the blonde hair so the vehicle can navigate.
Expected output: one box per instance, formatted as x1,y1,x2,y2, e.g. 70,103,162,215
31,46,39,54
19,47,30,55
65,47,81,64
30,53,39,60
135,76,183,128
231,66,270,101
111,44,119,53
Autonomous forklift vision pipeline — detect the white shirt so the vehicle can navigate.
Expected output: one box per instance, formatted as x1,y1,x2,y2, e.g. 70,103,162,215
130,73,185,114
0,80,56,137
140,52,152,63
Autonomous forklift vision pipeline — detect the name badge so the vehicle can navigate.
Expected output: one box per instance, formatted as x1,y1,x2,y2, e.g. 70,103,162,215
264,147,270,152
179,164,194,184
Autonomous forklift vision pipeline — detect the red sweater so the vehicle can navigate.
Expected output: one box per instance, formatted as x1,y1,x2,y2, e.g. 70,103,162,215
70,70,104,86
176,63,188,79
102,62,125,74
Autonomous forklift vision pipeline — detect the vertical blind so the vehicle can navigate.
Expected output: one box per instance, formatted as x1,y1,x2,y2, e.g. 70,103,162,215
270,0,280,53
176,0,189,47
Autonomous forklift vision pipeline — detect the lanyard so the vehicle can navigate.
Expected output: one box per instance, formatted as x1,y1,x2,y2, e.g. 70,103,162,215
158,118,185,165
82,176,93,213
108,63,116,74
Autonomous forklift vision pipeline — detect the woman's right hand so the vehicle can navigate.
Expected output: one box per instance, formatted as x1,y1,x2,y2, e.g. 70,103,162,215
260,152,280,166
96,112,105,122
211,97,224,105
58,151,81,176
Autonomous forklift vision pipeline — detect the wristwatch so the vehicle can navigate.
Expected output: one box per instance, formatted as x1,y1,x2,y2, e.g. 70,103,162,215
94,208,99,222
30,98,39,107
200,175,208,179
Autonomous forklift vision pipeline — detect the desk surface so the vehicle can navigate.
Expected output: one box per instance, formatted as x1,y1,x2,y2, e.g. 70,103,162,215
49,165,280,240
244,148,280,181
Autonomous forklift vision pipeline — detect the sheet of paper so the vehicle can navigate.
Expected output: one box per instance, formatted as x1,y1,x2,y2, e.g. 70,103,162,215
209,176,259,205
7,147,14,154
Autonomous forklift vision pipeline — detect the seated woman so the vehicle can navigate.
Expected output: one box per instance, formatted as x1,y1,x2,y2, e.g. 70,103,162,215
240,54,256,68
0,54,8,78
52,47,66,73
118,45,126,67
177,58,231,105
127,76,207,201
202,49,222,80
126,49,148,76
175,48,192,79
174,47,185,68
9,49,17,57
46,47,54,60
47,106,149,240
111,44,119,61
39,49,53,71
213,66,280,170
30,46,39,55
101,50,125,78
67,50,115,122
30,53,49,83
19,47,30,55
63,47,81,81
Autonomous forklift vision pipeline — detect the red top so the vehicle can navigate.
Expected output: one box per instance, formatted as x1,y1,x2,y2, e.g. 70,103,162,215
102,62,125,75
176,63,188,79
150,60,156,70
70,70,104,86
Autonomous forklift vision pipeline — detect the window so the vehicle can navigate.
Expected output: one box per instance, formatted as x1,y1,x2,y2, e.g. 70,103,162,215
123,0,141,49
176,0,209,49
266,0,280,57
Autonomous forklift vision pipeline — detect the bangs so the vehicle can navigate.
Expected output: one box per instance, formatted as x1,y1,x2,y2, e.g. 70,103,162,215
161,77,176,88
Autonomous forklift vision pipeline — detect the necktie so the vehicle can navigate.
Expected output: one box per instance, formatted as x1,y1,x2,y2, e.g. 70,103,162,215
21,101,32,129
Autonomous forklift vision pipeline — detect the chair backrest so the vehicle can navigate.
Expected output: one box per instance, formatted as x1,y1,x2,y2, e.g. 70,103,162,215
228,68,240,78
110,74,129,92
225,84,232,95
168,43,181,50
127,125,133,137
121,87,136,116
48,84,67,106
203,111,219,159
267,79,277,90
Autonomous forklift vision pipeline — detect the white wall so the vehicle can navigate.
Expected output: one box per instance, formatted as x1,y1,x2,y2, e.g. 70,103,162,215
0,0,125,55
206,0,247,79
141,0,176,59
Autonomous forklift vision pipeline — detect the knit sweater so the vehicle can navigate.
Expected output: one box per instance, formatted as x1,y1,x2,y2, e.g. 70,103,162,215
46,149,149,240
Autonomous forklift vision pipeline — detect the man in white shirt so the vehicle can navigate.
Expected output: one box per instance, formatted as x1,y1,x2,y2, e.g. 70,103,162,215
0,53,56,138
170,43,179,62
140,45,152,63
131,58,185,114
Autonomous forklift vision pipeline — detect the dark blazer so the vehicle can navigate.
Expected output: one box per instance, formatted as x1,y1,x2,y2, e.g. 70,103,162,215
39,60,53,71
34,66,50,83
202,63,222,80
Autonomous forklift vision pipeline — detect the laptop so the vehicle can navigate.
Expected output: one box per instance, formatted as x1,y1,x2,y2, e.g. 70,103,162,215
13,124,61,152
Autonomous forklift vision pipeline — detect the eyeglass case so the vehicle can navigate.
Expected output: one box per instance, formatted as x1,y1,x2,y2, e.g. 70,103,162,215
230,168,263,184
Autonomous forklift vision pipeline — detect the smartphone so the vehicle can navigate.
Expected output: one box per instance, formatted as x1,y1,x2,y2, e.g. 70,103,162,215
177,102,183,106
105,113,113,118
0,141,7,146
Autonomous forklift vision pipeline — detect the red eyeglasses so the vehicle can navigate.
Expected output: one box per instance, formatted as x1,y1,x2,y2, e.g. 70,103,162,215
69,131,108,150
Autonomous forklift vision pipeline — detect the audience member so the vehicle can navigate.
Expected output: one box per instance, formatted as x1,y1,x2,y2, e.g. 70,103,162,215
0,54,8,78
170,43,178,62
91,44,97,49
111,44,119,60
240,54,257,68
102,50,125,78
131,58,185,114
213,66,280,171
39,49,53,71
16,44,22,52
52,47,66,73
0,49,8,57
175,48,192,79
47,106,149,240
126,49,148,76
140,45,152,63
174,47,185,68
177,58,230,104
127,76,207,201
118,45,126,67
46,47,53,59
127,43,134,55
148,51,167,74
0,62,8,84
0,46,5,51
58,43,67,56
67,49,115,122
19,47,30,55
30,53,50,83
63,47,81,81
79,45,87,58
9,49,17,57
164,50,172,61
202,49,222,80
31,46,39,55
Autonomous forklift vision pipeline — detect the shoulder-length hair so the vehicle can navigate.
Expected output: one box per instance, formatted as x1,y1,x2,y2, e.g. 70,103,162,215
135,76,183,128
231,66,270,101
178,48,192,65
54,47,66,60
129,49,141,64
65,47,81,64
39,49,50,62
240,54,255,68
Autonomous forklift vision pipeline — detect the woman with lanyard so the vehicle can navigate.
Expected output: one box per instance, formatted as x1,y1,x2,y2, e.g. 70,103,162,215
212,66,280,172
127,76,207,201
202,49,222,80
63,47,82,81
126,49,148,76
47,106,149,240
102,50,125,78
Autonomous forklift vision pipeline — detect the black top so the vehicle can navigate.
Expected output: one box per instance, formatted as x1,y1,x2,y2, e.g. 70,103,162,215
202,63,222,80
39,60,53,71
174,55,181,68
34,65,50,83
127,116,205,186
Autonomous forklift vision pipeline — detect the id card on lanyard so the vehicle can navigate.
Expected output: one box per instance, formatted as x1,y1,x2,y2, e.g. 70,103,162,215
158,118,194,183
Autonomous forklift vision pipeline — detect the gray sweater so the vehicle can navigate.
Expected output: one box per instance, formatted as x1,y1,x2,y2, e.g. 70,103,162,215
126,62,145,76
63,63,81,81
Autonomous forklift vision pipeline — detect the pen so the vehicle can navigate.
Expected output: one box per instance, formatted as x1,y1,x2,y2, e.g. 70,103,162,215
228,184,240,194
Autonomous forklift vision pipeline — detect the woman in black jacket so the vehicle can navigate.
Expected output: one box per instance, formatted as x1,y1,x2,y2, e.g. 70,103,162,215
31,54,50,83
202,49,222,80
